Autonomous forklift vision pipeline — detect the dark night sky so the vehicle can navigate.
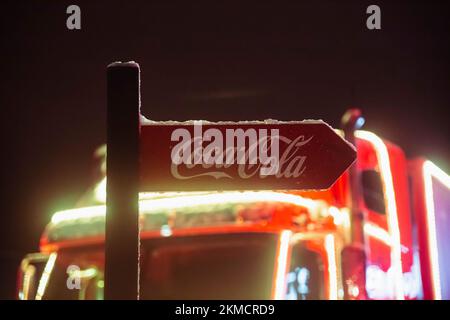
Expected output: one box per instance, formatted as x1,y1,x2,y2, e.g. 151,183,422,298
1,0,449,299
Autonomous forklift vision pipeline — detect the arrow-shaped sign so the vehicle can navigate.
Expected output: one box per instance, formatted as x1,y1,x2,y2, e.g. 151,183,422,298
139,120,356,191
105,61,356,300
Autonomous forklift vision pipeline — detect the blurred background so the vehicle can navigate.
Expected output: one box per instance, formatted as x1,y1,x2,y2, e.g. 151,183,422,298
0,0,449,299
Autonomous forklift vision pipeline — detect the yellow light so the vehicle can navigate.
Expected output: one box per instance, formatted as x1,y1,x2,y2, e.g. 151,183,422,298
51,191,320,225
356,130,404,300
97,280,104,288
273,230,292,300
69,267,98,279
139,191,319,213
21,265,36,300
325,234,338,300
94,177,106,203
35,253,57,300
423,160,450,300
93,173,322,208
51,205,105,224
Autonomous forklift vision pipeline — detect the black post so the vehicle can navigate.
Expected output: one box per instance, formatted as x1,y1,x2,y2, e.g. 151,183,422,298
105,61,141,300
341,108,365,247
341,108,367,300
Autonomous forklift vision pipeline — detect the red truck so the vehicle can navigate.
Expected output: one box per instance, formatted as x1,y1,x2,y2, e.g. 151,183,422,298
16,108,449,300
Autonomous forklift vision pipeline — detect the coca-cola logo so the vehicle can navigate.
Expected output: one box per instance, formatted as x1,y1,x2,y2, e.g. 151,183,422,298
170,121,313,180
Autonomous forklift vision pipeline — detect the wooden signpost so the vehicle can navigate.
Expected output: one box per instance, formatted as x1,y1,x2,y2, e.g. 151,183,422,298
105,61,356,300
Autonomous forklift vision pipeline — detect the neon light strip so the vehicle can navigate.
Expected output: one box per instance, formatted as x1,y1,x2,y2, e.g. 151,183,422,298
325,234,338,300
94,177,106,203
423,160,450,300
35,253,57,300
355,130,404,300
328,206,350,227
70,267,98,279
273,230,292,300
364,223,410,255
51,191,319,225
22,265,36,300
364,223,392,247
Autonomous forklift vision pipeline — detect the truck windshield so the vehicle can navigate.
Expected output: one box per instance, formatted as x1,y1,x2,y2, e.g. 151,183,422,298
42,233,278,300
